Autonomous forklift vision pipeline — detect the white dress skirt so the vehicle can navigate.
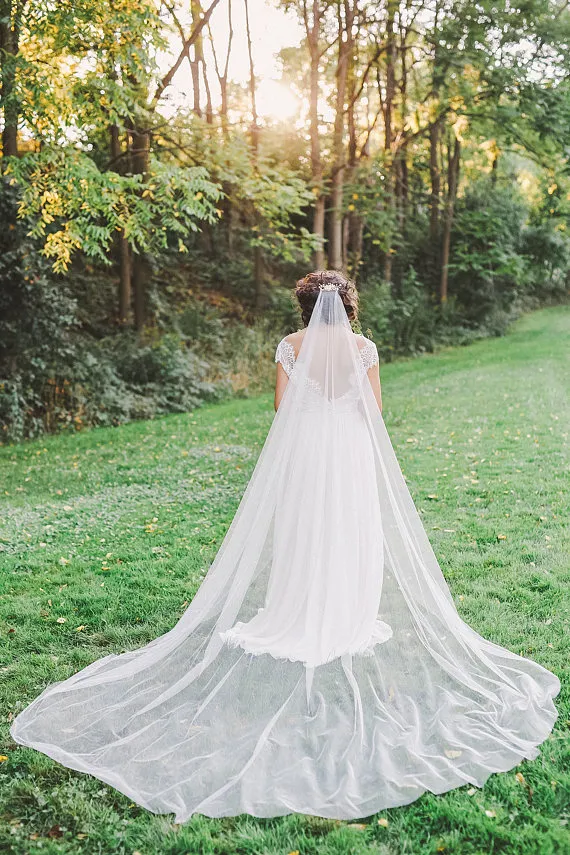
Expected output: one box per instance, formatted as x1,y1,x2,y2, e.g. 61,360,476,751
220,387,393,667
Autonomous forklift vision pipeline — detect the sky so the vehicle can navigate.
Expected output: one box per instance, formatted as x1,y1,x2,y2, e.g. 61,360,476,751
160,0,305,120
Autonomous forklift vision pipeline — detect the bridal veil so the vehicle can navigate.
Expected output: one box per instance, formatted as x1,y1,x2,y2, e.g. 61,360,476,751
11,288,560,822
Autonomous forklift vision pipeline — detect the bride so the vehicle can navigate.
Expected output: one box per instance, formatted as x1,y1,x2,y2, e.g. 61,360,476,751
11,269,560,822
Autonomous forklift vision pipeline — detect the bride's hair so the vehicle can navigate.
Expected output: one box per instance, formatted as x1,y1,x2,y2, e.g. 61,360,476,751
295,270,359,326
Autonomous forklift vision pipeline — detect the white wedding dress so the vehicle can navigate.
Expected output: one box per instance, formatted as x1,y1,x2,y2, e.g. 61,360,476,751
220,334,392,666
11,288,560,822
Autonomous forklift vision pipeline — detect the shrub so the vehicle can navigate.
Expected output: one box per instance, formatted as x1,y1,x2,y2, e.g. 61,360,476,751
359,271,438,359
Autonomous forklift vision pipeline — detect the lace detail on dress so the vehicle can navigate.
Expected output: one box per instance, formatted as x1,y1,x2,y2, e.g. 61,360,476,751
275,336,379,377
274,339,297,377
359,340,379,372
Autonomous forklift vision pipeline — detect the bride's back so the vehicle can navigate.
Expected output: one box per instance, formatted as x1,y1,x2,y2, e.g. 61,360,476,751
283,327,372,358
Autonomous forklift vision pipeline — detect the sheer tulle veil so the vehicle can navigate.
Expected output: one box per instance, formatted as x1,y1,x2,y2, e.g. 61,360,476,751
11,288,560,821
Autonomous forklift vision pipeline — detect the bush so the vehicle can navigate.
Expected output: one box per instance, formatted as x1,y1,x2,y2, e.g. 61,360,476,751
0,180,79,441
448,180,531,326
521,224,569,300
359,271,439,359
0,184,232,442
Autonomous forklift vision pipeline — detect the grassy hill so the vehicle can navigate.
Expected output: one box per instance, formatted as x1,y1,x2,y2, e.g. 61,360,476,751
1,306,569,854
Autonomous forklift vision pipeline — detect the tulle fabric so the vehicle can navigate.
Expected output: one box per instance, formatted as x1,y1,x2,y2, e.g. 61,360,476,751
11,290,560,822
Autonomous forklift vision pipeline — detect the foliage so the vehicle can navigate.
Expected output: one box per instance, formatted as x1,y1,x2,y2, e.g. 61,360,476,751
0,181,79,440
449,180,532,328
1,0,570,440
160,123,320,264
4,151,222,273
521,224,570,298
0,177,282,442
15,0,163,143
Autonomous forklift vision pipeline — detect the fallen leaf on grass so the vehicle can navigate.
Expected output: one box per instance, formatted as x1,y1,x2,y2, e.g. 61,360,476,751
56,617,66,624
47,824,63,838
497,534,507,541
346,823,367,830
515,771,533,798
484,809,496,818
0,755,8,762
467,787,477,795
377,817,389,827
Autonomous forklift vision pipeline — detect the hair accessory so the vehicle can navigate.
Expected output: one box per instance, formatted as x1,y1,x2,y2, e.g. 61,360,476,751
319,281,340,291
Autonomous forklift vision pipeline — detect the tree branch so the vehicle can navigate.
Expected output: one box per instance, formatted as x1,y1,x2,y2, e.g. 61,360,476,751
152,0,223,107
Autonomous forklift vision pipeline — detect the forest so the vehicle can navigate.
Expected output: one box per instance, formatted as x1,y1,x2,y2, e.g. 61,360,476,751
1,0,569,441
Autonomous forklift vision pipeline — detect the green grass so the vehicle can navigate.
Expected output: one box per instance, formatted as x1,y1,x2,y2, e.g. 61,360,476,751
1,305,569,855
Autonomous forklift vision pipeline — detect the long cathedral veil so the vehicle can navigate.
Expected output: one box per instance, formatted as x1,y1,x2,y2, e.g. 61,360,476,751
11,289,560,821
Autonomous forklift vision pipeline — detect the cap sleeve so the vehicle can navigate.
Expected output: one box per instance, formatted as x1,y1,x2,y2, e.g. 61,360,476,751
360,339,379,372
275,338,296,377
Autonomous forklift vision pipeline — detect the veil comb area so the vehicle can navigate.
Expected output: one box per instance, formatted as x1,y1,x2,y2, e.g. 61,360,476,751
10,287,560,823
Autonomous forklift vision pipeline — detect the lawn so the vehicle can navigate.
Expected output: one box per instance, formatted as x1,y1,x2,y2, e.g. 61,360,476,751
1,306,569,855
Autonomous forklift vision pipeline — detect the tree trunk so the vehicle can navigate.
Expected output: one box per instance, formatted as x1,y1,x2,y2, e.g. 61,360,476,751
398,18,409,237
209,0,234,248
344,12,358,274
118,234,132,322
203,61,213,124
110,123,132,324
210,0,232,137
428,5,443,284
329,0,354,271
429,116,441,244
190,55,201,116
491,149,499,185
306,0,326,269
130,126,150,331
244,0,266,307
439,135,460,304
382,0,397,284
0,10,19,158
313,197,325,269
190,0,204,117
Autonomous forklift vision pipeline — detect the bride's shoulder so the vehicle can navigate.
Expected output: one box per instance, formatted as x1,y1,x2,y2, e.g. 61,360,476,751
354,332,375,350
276,330,303,354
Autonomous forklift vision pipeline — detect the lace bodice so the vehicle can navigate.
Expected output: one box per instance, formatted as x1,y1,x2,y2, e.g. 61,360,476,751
275,335,379,378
